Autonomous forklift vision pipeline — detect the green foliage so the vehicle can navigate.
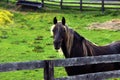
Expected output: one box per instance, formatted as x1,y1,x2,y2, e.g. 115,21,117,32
0,9,14,26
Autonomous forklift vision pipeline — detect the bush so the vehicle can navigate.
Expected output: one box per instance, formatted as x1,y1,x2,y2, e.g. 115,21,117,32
0,9,14,25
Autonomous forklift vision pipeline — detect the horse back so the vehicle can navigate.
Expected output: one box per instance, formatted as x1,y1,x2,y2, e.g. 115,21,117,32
109,41,120,54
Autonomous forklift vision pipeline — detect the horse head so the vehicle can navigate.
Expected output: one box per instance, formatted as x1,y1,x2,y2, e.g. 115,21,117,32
51,17,67,50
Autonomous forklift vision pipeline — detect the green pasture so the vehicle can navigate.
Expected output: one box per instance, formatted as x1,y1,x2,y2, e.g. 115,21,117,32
0,1,120,80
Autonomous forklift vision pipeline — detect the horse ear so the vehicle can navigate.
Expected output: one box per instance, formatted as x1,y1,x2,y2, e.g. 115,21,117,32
62,17,65,25
53,17,57,24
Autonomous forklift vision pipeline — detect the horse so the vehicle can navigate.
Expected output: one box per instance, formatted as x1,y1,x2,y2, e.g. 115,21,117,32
51,17,120,76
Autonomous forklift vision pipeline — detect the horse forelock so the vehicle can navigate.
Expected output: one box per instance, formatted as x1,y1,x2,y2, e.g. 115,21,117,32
51,22,66,35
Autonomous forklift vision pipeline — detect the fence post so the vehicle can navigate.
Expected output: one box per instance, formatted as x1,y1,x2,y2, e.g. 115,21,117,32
60,0,63,9
101,0,105,13
41,0,44,7
7,0,9,3
80,0,82,11
44,60,54,80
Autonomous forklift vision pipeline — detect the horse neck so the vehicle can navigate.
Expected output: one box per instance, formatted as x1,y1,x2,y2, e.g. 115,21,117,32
72,31,97,57
61,28,97,58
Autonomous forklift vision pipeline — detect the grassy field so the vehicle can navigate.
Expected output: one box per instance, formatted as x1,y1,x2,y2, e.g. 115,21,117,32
0,1,120,80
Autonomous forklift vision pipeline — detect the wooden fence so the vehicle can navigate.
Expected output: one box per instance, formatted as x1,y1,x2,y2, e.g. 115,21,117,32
47,0,120,12
1,54,120,80
5,0,120,11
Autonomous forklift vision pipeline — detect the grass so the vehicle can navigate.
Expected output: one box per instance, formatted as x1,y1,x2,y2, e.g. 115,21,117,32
0,1,120,80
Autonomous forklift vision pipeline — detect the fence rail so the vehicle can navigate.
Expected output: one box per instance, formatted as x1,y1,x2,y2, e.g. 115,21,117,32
0,61,45,72
1,54,120,80
5,0,120,11
1,54,120,72
55,70,120,80
47,0,120,12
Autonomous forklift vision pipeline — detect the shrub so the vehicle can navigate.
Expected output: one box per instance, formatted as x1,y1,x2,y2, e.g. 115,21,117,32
0,9,14,25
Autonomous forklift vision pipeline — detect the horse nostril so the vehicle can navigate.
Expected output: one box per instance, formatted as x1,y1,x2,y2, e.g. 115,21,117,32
53,40,61,50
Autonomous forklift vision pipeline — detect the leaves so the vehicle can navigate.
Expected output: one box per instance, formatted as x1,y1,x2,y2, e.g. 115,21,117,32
0,9,14,26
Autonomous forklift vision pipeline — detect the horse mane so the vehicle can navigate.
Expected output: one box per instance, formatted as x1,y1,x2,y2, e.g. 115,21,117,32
72,30,97,56
65,25,96,56
82,39,96,56
64,25,74,56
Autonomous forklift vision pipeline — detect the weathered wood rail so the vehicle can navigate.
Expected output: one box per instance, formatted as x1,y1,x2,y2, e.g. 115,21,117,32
1,54,120,80
47,0,120,12
5,0,120,11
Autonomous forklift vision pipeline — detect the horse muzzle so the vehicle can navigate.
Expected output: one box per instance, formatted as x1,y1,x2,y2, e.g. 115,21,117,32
54,40,62,50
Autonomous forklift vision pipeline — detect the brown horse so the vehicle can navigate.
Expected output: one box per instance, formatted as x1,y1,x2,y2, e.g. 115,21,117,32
51,17,120,76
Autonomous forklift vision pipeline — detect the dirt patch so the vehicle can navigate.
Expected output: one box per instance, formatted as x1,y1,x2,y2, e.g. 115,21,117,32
88,19,120,31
